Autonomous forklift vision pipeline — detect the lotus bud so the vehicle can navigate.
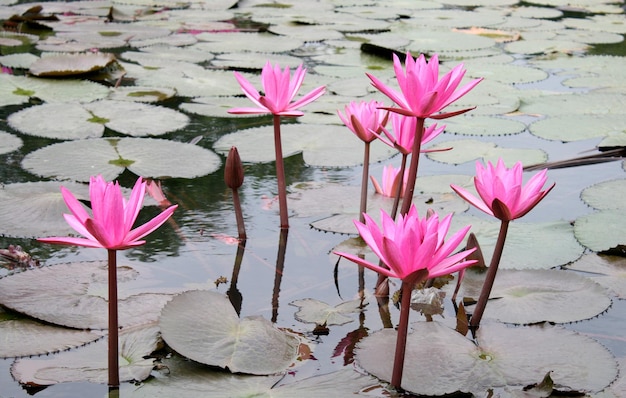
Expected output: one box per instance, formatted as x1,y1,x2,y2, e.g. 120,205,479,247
225,146,244,189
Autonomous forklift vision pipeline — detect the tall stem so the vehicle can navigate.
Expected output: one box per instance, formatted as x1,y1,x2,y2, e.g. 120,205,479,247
107,249,120,388
399,118,425,216
232,188,246,240
273,115,289,229
390,153,408,220
390,280,413,389
359,141,371,224
469,220,510,332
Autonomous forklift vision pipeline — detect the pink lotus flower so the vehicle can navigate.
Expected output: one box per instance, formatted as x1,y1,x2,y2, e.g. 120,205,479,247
228,61,325,117
376,113,446,155
367,52,482,119
370,164,406,197
450,159,555,221
39,175,177,250
334,205,476,284
337,100,389,143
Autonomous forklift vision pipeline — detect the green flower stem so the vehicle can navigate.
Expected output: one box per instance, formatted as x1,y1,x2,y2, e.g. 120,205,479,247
399,117,425,216
273,115,289,229
470,219,510,331
359,141,371,224
107,249,120,388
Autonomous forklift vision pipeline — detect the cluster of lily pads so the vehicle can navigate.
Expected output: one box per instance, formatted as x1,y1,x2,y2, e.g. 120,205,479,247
1,0,626,397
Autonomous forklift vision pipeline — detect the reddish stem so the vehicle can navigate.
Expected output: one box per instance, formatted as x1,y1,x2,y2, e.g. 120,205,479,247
107,249,120,388
232,188,246,240
272,115,289,229
390,280,413,389
469,220,510,332
399,118,425,216
359,141,371,224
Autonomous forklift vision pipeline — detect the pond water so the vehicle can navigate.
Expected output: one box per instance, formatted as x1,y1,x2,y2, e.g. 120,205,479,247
1,0,625,397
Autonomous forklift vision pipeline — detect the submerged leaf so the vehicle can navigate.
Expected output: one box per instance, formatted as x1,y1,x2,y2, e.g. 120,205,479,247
289,298,365,326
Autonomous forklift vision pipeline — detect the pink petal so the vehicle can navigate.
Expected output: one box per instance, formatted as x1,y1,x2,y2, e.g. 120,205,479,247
38,236,105,248
126,204,178,243
333,251,397,279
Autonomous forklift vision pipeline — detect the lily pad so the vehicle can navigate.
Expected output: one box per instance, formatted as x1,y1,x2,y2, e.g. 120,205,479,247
159,290,301,375
29,52,117,77
8,100,189,139
455,268,611,324
574,209,626,253
289,298,365,326
213,124,396,167
11,323,160,385
0,181,91,238
356,321,617,395
567,253,626,299
426,139,548,166
0,130,22,155
125,355,381,398
580,179,626,210
0,261,174,329
529,114,626,142
0,74,110,106
107,86,177,103
442,115,527,136
0,315,101,359
21,137,221,182
451,215,584,270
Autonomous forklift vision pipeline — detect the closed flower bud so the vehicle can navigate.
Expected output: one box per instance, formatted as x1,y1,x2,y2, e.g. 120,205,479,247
225,146,244,189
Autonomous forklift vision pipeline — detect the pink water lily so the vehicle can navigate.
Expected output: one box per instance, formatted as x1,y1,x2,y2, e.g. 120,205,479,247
376,113,446,155
228,61,325,117
367,52,482,119
370,164,406,198
39,175,177,250
450,159,555,221
338,100,388,143
334,205,476,284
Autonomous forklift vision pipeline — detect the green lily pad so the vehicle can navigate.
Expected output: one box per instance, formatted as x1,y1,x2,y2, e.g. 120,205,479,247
581,179,626,210
213,124,396,167
442,115,527,136
21,137,221,182
454,268,611,324
29,52,117,77
159,290,302,375
194,32,303,54
426,139,548,166
451,215,584,269
0,74,110,106
529,114,626,142
107,86,178,103
125,355,381,398
11,323,160,385
289,298,364,326
8,100,189,139
574,209,626,253
0,261,174,329
356,321,617,395
0,130,22,155
567,253,626,299
520,93,626,117
0,316,101,359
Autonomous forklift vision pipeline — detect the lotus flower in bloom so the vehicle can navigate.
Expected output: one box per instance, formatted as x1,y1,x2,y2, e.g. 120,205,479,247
228,61,325,117
367,52,482,119
370,164,406,198
450,159,555,221
337,100,389,143
376,113,446,155
39,175,177,250
334,205,476,284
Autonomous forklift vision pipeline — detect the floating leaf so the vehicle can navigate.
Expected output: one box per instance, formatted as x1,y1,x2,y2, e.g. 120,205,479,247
108,86,177,103
289,298,364,326
426,139,548,166
529,114,626,142
567,253,626,299
0,74,109,106
575,209,626,252
455,268,611,324
442,115,527,136
580,179,626,210
29,52,117,77
125,355,381,398
0,316,101,359
0,130,22,155
22,137,221,182
0,261,174,329
356,321,617,395
213,124,396,167
160,290,302,375
11,323,160,385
